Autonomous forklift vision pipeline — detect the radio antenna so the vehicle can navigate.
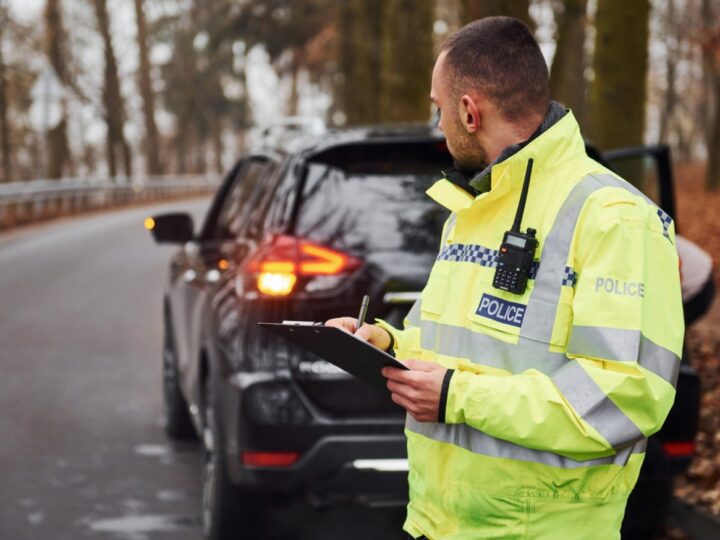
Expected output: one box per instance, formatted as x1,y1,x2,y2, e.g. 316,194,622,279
512,158,534,233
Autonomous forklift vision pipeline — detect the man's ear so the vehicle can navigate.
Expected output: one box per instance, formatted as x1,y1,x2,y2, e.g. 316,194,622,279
460,94,480,133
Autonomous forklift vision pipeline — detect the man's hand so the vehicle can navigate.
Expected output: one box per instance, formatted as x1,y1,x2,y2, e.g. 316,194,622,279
324,317,392,351
382,360,447,422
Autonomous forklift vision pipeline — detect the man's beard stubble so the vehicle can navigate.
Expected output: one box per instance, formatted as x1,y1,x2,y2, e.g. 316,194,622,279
449,119,489,175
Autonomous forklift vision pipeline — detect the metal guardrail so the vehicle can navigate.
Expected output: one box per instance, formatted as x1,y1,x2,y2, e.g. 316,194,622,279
0,174,221,230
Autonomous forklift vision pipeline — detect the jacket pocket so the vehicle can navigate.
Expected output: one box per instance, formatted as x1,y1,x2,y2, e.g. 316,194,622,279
464,282,573,349
419,261,451,317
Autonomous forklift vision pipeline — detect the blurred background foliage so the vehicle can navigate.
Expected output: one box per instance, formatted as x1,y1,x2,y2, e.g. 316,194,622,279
0,0,719,188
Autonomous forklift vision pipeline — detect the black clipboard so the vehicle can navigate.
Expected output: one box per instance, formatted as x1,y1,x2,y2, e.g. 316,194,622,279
258,322,408,389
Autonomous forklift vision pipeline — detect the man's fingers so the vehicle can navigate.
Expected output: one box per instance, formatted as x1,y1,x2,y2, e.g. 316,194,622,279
404,359,443,372
324,317,356,334
382,366,420,385
390,392,417,417
386,380,418,400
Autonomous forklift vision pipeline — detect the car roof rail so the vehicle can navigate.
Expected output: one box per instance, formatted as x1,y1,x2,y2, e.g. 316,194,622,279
258,116,326,144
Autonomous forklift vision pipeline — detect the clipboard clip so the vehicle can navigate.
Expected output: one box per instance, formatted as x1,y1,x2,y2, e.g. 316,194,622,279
281,320,324,326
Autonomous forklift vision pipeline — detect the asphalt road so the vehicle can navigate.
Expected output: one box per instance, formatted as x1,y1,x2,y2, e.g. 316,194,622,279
0,199,404,540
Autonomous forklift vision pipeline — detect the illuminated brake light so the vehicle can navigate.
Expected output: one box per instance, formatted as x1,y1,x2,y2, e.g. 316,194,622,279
257,272,297,296
299,243,348,274
260,261,296,274
662,441,696,457
244,235,362,297
242,451,300,467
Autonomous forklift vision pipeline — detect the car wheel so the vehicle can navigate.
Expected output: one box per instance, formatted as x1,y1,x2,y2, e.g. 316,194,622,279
162,319,196,440
620,437,672,539
201,371,264,540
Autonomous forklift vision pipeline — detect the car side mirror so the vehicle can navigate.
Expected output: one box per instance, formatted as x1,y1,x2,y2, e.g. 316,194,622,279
146,213,194,244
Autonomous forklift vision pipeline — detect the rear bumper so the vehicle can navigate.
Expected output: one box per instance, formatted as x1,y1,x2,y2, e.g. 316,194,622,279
225,433,409,503
220,371,408,501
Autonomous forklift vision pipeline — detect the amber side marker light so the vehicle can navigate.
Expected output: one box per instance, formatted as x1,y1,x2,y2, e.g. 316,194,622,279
144,217,155,230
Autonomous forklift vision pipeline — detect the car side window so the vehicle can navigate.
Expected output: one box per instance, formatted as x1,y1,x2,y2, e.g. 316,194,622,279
213,157,275,240
261,159,297,235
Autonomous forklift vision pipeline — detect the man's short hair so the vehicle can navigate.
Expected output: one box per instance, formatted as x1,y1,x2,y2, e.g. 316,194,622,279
441,17,550,125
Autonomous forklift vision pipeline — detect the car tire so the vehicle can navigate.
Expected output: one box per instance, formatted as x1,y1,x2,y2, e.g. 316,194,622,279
201,370,265,540
620,437,672,540
162,316,196,440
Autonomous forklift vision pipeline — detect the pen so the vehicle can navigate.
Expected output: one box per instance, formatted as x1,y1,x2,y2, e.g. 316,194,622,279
356,294,370,333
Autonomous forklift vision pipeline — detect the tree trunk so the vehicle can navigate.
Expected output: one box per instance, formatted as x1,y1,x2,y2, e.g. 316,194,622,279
134,0,162,176
587,0,650,188
549,0,588,124
0,5,11,183
460,0,533,29
287,49,303,117
379,0,434,123
44,0,71,179
707,71,720,189
93,0,132,179
702,0,720,189
212,118,224,174
338,0,384,125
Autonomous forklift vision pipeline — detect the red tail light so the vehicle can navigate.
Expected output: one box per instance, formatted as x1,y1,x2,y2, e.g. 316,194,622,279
242,451,300,467
662,441,696,457
242,235,362,296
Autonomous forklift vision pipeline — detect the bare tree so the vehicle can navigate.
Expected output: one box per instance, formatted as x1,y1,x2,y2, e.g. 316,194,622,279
339,0,434,125
702,0,720,188
92,0,132,178
0,2,11,182
549,0,589,124
587,0,650,152
134,0,161,175
44,0,72,179
459,0,533,29
379,0,434,123
339,0,384,124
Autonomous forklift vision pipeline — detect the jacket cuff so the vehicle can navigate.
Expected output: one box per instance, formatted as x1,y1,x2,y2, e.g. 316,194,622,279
373,318,398,354
437,368,455,423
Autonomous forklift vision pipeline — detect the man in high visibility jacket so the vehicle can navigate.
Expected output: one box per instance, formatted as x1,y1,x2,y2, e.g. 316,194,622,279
327,16,682,539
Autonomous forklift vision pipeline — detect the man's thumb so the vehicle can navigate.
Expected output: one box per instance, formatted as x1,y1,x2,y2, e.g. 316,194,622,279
354,324,373,342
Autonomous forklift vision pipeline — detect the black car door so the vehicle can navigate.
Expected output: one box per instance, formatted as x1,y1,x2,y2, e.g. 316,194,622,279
198,155,283,373
170,156,278,402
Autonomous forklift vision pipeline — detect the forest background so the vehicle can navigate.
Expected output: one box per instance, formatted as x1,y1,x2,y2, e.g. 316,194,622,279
1,0,719,189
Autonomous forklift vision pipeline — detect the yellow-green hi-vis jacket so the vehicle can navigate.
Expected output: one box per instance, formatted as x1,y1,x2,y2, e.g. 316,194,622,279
375,111,683,540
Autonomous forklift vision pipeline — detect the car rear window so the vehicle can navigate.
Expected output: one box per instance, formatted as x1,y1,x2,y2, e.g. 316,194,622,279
295,142,453,255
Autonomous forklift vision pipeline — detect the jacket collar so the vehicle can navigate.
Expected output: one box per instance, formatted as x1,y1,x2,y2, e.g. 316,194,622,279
427,106,586,213
469,100,568,193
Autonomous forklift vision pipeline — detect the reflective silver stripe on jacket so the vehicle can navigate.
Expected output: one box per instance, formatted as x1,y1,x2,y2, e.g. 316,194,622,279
519,175,606,343
418,319,567,375
406,299,421,326
406,416,647,468
567,325,681,385
551,361,645,447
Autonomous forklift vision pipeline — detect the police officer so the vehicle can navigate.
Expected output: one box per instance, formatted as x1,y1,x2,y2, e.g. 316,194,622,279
327,16,682,540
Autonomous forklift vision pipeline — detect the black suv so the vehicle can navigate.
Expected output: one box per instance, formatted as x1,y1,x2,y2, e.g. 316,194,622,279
149,124,706,540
